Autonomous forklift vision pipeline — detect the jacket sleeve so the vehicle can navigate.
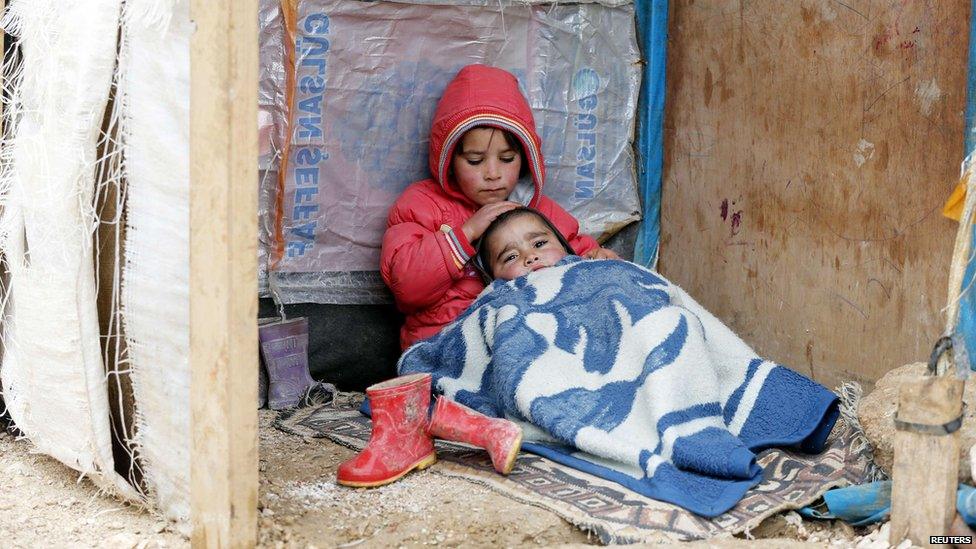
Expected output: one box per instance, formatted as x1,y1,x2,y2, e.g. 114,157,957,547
380,191,477,313
539,198,600,255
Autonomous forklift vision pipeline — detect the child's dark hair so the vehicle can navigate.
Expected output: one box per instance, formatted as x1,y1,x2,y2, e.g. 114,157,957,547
472,207,574,282
455,126,530,179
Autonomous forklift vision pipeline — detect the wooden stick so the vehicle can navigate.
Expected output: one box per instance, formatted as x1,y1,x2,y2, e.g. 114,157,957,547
189,0,259,547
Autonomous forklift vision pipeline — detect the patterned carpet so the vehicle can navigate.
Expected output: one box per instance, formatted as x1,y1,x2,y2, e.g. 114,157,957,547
275,397,874,544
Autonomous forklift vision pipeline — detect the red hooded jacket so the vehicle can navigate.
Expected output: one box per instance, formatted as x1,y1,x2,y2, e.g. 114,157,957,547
380,65,599,350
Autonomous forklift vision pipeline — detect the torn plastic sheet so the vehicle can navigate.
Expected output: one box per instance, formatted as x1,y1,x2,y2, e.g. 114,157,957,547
0,0,140,502
118,0,192,527
264,0,640,304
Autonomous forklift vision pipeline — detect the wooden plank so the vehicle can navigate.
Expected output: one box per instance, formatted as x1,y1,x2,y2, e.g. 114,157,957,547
189,0,259,547
661,1,969,390
889,376,964,547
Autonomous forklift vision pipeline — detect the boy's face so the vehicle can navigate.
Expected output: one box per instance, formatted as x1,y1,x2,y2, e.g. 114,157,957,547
452,128,522,206
487,214,568,281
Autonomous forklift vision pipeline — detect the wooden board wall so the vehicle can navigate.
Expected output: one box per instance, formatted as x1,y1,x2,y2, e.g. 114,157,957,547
661,0,970,391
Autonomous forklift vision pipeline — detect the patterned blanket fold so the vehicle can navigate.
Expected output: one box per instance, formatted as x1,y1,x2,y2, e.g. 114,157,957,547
398,256,839,517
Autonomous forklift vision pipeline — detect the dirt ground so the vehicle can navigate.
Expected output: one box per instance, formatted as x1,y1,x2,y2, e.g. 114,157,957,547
0,428,184,549
0,411,898,548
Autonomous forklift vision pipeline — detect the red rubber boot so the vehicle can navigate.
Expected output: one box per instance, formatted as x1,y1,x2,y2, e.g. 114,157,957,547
336,373,436,487
428,397,523,475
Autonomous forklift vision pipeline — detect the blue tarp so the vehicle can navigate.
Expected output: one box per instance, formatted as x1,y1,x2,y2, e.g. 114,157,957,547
800,481,976,528
959,0,976,366
633,0,669,268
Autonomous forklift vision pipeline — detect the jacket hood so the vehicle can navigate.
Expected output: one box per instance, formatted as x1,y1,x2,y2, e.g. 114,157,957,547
428,64,544,208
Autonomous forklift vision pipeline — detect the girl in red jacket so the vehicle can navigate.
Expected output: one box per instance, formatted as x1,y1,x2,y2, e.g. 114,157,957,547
381,64,618,350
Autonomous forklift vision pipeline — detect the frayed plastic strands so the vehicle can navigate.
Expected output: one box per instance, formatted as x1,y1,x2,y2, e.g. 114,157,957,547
122,0,181,34
0,0,140,503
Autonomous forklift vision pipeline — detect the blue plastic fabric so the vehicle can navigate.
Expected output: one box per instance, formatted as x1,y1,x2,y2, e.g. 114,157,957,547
960,484,976,527
966,0,976,156
960,0,976,367
798,481,892,526
800,482,976,527
632,0,669,268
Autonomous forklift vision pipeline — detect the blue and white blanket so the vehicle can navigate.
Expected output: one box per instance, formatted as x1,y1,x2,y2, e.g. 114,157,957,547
398,256,838,517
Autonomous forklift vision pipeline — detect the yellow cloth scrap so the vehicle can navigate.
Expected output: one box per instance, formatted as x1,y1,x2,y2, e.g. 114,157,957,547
944,173,972,222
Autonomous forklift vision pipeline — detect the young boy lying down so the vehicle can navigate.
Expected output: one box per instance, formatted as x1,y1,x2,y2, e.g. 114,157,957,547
399,207,840,517
473,207,577,281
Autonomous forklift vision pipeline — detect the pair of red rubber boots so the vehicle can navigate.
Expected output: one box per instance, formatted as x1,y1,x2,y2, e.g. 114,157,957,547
336,373,523,487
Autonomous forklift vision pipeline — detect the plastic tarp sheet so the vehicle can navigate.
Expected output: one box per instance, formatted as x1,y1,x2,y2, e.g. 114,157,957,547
118,0,192,527
259,0,288,295
0,0,138,500
261,0,641,304
800,481,976,528
632,0,668,268
959,0,976,367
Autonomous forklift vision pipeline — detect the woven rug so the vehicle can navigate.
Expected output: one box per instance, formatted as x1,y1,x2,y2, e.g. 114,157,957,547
275,395,874,544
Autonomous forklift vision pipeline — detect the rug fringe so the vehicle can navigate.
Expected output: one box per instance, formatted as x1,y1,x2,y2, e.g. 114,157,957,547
836,382,888,481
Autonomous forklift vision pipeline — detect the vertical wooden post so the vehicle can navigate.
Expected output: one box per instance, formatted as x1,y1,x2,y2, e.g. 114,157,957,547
189,1,259,547
889,377,964,547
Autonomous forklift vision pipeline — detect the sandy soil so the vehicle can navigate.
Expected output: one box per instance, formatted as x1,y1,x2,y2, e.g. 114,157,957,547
0,410,895,548
0,428,185,549
256,409,592,548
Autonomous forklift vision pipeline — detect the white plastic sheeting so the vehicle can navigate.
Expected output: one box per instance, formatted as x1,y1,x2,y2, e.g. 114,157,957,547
118,0,191,526
263,0,641,304
0,0,138,499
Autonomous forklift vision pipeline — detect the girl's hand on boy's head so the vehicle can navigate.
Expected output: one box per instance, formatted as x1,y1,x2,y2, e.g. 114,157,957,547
583,247,620,260
461,201,521,242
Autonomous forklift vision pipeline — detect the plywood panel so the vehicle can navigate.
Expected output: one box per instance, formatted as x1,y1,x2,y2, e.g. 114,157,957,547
661,1,969,391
